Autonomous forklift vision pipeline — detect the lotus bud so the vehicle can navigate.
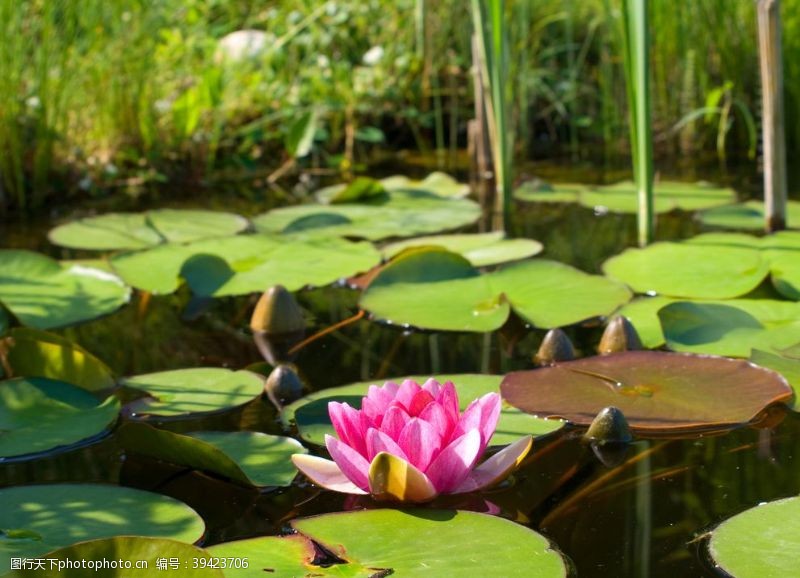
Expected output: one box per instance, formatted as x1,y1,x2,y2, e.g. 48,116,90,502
583,406,633,445
251,285,305,364
264,364,304,408
598,316,643,355
534,329,576,365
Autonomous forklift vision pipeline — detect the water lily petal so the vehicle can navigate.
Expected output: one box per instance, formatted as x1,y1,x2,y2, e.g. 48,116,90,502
363,382,400,425
366,427,408,462
380,404,411,440
452,436,533,494
421,378,441,397
291,454,367,494
398,417,442,471
329,402,369,457
437,381,460,425
455,392,501,450
425,429,482,493
419,401,453,442
395,379,422,411
368,451,438,502
325,434,371,491
407,389,436,416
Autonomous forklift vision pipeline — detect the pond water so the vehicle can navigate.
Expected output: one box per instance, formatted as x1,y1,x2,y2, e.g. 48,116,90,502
2,155,799,577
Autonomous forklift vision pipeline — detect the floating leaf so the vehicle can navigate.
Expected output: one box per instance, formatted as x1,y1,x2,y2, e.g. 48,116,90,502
382,232,543,267
659,300,800,357
4,328,115,392
501,351,792,434
207,535,331,578
513,181,588,203
602,242,768,298
0,250,131,329
750,349,800,411
282,373,564,448
708,496,800,578
111,234,380,295
122,368,265,417
0,484,205,568
48,209,249,251
118,423,305,487
253,190,481,241
612,296,677,348
382,172,471,198
6,537,224,577
699,200,800,230
0,377,119,458
360,248,631,332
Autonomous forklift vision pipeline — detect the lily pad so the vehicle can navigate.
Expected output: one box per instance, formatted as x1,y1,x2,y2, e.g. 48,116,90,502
360,248,631,332
699,200,800,230
207,535,330,577
750,349,800,411
0,377,119,458
6,537,223,577
513,181,588,203
253,190,482,241
659,300,800,357
580,180,736,214
602,242,769,298
121,368,265,417
118,423,305,487
317,172,470,204
3,328,115,392
281,373,564,448
48,209,249,251
500,351,792,434
612,296,677,348
708,496,800,578
382,232,543,267
0,484,205,568
111,234,379,295
0,250,131,329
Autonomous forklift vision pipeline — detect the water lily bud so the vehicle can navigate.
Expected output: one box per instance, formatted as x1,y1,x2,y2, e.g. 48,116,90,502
598,316,643,354
534,329,576,365
583,406,633,444
264,364,304,408
251,285,305,364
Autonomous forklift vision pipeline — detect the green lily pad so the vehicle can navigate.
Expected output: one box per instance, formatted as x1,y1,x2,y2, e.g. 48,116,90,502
501,351,792,434
708,496,800,578
6,537,224,577
513,181,588,203
207,535,330,577
0,377,119,458
281,373,564,448
580,180,736,214
118,423,305,487
750,349,800,411
699,200,800,230
382,232,543,267
0,250,131,329
253,190,481,241
318,172,470,204
4,328,115,392
360,248,631,332
48,209,249,251
121,368,265,417
291,509,567,577
111,235,380,296
602,242,769,298
612,296,677,348
0,484,205,569
659,300,800,357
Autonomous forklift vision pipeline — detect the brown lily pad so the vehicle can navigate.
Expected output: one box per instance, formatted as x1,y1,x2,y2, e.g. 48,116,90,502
500,351,792,435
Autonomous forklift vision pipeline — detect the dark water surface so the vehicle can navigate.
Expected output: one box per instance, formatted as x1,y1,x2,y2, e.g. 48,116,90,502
2,157,799,577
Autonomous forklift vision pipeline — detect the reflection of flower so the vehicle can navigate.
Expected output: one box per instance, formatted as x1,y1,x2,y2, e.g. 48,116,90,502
292,379,532,502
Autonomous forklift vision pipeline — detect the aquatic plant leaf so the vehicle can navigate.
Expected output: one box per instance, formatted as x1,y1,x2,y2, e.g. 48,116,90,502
118,423,305,487
323,177,388,204
513,181,587,203
6,537,224,577
121,368,265,417
612,296,677,348
48,209,249,250
0,377,119,458
4,328,115,392
602,242,769,298
291,509,567,576
708,496,800,578
360,249,631,331
0,484,205,569
317,172,470,204
501,351,792,434
0,250,131,329
286,109,318,158
382,232,543,267
253,190,481,240
282,373,564,448
750,350,800,411
111,234,380,295
659,300,800,357
699,199,800,230
0,307,8,336
580,180,736,213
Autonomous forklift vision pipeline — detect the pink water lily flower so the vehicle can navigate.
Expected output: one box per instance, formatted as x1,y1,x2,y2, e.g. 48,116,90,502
292,379,532,502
